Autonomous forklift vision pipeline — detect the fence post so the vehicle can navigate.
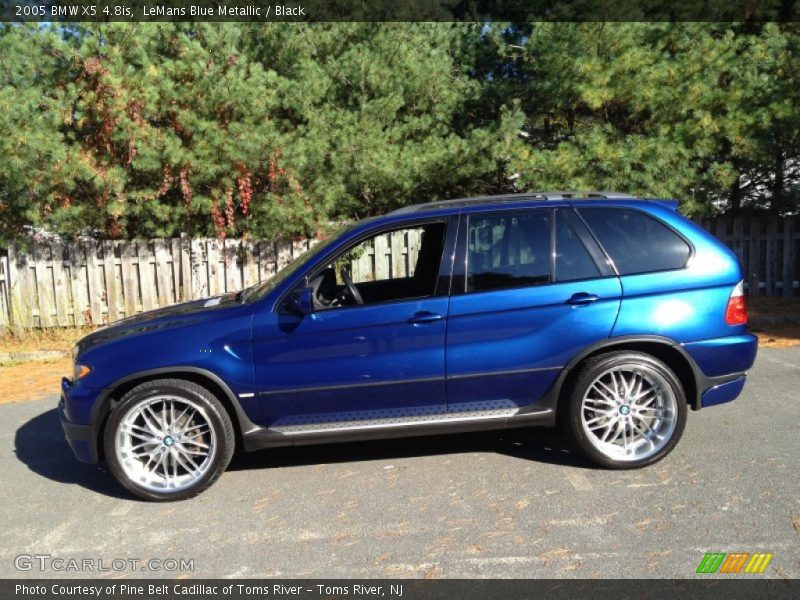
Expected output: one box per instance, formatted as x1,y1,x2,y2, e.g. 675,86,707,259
50,241,72,327
103,241,121,323
748,219,761,297
0,254,9,328
783,216,796,298
34,244,55,327
85,240,105,325
765,217,778,296
180,233,192,302
137,240,157,312
153,239,172,307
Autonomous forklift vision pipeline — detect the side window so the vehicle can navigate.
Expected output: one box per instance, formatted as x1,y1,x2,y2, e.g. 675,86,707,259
467,210,551,293
578,208,691,275
309,222,447,309
334,227,424,285
555,211,601,282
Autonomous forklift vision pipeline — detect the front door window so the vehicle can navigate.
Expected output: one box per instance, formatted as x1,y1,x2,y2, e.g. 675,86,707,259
305,221,447,310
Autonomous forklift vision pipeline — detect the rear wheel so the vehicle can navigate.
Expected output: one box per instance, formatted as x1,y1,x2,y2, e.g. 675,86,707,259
103,379,234,501
563,351,687,468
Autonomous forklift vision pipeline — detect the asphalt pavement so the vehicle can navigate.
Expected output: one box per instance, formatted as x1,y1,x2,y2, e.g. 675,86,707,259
1,347,798,579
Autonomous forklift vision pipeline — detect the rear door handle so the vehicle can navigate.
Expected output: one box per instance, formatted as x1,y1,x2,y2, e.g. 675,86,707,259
408,311,444,324
567,292,600,305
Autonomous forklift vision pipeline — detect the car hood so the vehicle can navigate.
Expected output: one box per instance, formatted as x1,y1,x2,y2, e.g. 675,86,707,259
76,293,244,355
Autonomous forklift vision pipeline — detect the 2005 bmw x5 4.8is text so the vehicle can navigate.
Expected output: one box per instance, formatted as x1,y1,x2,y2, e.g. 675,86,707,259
60,192,758,500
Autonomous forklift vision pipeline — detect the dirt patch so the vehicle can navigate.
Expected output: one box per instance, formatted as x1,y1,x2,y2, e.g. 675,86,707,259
750,322,800,348
747,297,800,348
748,297,800,319
0,358,71,405
752,329,800,348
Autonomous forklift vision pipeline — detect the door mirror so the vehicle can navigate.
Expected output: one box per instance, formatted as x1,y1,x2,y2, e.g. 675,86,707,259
287,286,314,316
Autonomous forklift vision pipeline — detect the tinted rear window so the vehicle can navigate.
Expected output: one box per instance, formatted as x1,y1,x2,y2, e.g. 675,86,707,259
467,210,551,292
555,212,601,282
578,208,690,275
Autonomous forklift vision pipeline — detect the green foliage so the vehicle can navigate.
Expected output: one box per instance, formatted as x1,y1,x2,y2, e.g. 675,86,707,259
478,22,800,216
0,22,798,244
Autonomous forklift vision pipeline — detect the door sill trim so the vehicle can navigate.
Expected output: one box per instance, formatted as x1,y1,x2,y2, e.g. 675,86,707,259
241,406,555,451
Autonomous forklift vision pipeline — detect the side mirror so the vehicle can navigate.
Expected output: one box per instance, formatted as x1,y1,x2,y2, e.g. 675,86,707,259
285,286,315,316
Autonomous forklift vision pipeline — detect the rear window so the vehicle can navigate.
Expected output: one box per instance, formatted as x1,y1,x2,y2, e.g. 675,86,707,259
578,208,691,275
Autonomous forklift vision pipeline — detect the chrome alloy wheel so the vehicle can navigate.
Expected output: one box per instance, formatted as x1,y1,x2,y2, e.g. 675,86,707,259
115,396,217,492
580,364,678,462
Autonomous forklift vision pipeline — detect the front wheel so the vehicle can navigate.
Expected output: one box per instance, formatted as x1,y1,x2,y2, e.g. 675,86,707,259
563,351,687,469
103,379,235,501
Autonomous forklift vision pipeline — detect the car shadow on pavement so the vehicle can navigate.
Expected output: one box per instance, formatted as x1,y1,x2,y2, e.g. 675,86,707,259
15,408,594,498
15,408,130,499
229,427,595,472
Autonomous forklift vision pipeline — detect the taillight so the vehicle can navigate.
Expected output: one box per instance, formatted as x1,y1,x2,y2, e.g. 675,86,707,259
725,281,747,325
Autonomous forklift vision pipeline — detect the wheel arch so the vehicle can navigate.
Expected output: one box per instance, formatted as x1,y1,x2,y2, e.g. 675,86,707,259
550,336,702,419
91,367,253,462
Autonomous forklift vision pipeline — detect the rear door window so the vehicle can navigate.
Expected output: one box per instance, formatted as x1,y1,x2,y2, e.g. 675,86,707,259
578,208,690,275
555,211,601,282
467,210,551,292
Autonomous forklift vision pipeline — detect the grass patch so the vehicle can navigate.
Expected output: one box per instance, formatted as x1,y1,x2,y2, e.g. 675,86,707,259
0,327,96,354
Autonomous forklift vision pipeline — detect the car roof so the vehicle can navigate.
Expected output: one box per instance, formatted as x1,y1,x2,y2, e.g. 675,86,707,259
388,191,678,216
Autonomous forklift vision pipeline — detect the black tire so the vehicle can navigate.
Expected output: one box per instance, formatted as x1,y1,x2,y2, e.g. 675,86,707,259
561,351,687,469
103,379,235,501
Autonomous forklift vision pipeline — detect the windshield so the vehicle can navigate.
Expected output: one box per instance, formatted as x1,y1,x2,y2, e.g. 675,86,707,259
243,222,359,303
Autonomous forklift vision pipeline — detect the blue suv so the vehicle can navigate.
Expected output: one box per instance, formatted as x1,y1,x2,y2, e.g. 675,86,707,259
60,192,758,500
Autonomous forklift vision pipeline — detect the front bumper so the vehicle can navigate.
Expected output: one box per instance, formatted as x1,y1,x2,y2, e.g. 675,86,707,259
59,377,100,463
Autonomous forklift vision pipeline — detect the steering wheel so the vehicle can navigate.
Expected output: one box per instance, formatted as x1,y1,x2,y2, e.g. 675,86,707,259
340,270,364,305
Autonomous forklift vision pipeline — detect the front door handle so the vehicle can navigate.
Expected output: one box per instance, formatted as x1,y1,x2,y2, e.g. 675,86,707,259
408,311,444,324
567,292,600,305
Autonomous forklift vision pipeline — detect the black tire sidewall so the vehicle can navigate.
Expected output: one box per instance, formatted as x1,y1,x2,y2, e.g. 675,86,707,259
565,352,688,469
103,380,233,501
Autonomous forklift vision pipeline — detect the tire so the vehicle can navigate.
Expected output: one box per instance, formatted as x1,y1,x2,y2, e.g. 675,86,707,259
103,379,235,501
562,351,687,469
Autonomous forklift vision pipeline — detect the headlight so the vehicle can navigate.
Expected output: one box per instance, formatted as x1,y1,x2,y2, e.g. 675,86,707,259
74,363,92,380
71,344,91,380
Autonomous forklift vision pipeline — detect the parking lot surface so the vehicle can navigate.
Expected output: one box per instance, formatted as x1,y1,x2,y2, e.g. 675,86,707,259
1,348,798,579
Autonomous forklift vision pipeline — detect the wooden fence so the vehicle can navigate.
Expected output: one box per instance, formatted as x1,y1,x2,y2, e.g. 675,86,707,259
0,230,423,329
692,215,798,298
0,215,797,329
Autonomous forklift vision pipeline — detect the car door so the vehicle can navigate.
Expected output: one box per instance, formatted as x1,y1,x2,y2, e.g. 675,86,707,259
251,218,456,430
445,207,622,413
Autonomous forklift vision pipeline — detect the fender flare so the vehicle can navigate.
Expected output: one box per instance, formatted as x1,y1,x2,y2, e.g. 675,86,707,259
536,335,711,413
87,366,259,459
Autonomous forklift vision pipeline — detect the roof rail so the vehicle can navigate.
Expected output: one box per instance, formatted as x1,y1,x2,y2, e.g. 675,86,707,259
390,190,643,214
528,190,637,200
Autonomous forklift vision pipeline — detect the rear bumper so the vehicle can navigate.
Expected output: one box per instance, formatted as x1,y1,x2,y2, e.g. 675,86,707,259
700,375,747,408
683,333,757,409
683,333,758,378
